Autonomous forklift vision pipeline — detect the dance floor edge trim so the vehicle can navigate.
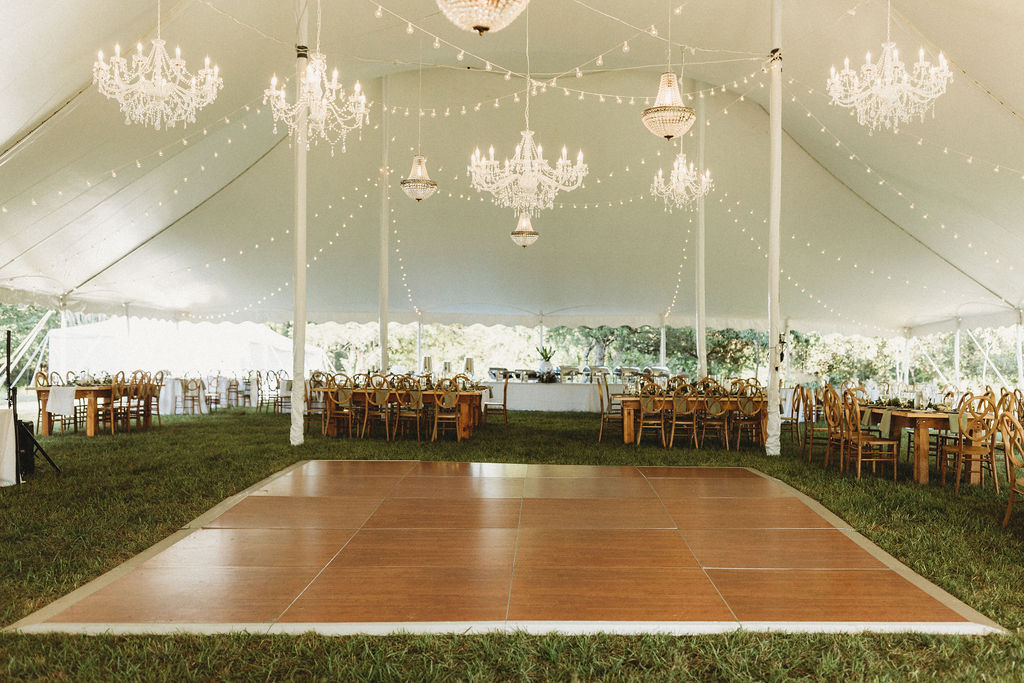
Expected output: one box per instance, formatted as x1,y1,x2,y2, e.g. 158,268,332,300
14,620,999,636
6,459,1004,636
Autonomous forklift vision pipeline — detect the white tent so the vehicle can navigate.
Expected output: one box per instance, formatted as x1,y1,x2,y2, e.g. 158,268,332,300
47,318,329,376
0,1,1022,336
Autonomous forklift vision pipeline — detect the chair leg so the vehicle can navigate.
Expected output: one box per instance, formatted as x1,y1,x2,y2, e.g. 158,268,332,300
1004,488,1016,527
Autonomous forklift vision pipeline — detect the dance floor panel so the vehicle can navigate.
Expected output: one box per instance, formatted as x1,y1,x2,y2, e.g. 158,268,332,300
12,460,1000,635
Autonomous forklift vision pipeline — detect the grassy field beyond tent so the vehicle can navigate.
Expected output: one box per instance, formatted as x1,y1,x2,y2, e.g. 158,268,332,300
3,409,1024,681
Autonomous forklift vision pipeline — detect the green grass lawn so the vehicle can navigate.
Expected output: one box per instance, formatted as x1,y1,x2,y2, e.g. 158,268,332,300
3,408,1024,681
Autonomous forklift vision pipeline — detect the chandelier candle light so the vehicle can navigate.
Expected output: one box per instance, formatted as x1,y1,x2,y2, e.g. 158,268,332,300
651,151,713,211
468,4,587,222
264,0,369,154
436,0,529,35
93,0,222,130
826,0,951,132
641,3,695,140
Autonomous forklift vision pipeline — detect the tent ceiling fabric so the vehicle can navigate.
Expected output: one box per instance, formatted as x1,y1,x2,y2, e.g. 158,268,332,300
1,0,1023,336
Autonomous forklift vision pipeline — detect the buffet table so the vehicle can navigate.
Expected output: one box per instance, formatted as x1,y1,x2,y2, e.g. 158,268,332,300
480,381,625,413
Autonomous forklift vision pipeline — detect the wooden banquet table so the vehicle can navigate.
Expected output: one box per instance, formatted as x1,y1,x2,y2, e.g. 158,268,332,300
862,407,958,486
32,385,120,437
615,394,767,444
316,387,485,440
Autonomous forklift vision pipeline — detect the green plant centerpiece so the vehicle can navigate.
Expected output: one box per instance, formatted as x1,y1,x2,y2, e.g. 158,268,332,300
536,346,555,375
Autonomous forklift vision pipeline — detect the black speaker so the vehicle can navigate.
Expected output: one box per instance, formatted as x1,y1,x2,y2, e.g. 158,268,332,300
16,420,35,478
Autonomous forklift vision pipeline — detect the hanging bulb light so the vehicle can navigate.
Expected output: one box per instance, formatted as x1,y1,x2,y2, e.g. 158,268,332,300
401,37,438,201
510,212,539,247
640,3,694,140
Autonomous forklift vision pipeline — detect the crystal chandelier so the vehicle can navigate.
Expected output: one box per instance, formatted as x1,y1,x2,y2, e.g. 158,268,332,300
93,0,222,130
264,0,369,155
469,6,587,217
826,0,952,132
436,0,529,35
401,43,438,201
510,212,539,248
651,151,713,211
641,4,694,140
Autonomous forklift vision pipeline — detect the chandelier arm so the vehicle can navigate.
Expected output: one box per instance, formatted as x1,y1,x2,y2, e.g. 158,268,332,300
417,35,423,153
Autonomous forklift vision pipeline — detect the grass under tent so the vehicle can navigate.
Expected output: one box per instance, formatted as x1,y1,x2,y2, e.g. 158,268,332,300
2,408,1024,681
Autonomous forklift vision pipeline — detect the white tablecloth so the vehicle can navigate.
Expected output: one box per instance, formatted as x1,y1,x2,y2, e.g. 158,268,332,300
159,378,228,415
480,381,626,413
0,407,18,487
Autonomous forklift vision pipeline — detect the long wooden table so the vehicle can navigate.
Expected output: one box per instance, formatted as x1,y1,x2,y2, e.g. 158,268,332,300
615,395,767,445
863,407,959,485
33,386,115,437
316,387,485,440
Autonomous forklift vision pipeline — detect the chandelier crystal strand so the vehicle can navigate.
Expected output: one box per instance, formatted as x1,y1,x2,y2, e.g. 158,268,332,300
401,38,438,201
264,0,369,155
826,0,951,133
93,0,222,130
468,4,587,217
651,150,713,212
641,2,695,140
510,211,539,247
436,0,529,35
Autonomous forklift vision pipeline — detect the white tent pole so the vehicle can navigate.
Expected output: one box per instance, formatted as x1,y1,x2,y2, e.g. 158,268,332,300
290,1,309,447
695,81,708,380
954,322,961,387
416,319,423,374
659,321,667,367
765,0,783,456
902,330,912,386
378,75,390,374
965,327,1008,386
1016,311,1023,387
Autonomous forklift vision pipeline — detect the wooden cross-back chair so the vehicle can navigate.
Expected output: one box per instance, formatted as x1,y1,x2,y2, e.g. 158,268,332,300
667,385,699,449
392,376,424,440
432,378,461,442
700,385,730,450
998,412,1024,527
635,383,666,447
940,394,999,494
733,385,765,449
842,390,899,480
483,373,509,424
596,373,623,443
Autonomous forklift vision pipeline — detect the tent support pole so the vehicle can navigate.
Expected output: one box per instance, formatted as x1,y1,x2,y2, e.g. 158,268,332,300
416,319,423,375
659,321,667,367
965,327,1008,387
290,1,309,446
954,322,961,387
902,331,912,386
921,350,949,385
379,76,390,374
765,0,783,456
1016,311,1023,387
695,82,708,379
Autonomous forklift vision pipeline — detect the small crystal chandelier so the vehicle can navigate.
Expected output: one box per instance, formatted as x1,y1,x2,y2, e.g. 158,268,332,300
641,4,694,140
401,43,438,201
93,0,222,130
469,5,587,217
651,151,713,211
264,0,369,155
510,212,539,248
826,0,952,132
436,0,529,35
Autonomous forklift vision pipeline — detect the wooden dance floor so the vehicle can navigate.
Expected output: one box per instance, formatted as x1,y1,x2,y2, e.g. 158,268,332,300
12,460,1000,635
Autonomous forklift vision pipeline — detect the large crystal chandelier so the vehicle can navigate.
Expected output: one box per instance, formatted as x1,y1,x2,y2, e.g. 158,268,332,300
401,44,438,201
651,151,713,211
641,4,694,140
468,6,587,217
93,0,222,130
436,0,529,35
510,212,539,248
826,0,952,132
264,0,369,155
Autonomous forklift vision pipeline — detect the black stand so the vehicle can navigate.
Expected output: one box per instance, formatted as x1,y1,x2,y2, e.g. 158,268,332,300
6,330,59,482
